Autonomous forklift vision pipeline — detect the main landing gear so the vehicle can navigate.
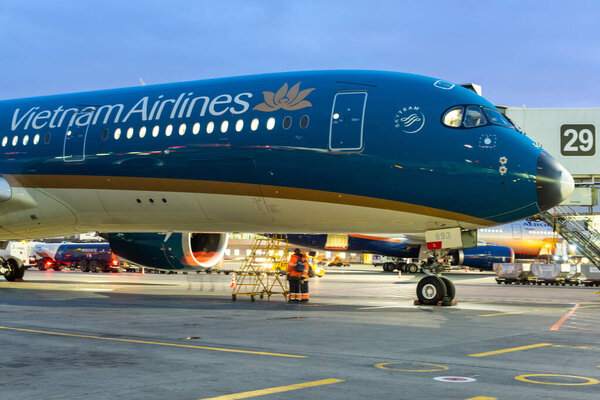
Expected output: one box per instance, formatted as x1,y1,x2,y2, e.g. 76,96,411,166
414,257,456,306
0,257,25,282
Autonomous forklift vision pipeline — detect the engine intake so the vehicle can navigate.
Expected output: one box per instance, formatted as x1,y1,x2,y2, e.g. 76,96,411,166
107,232,228,271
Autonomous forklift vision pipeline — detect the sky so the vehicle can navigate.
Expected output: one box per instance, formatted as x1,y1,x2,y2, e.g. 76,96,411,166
1,0,599,107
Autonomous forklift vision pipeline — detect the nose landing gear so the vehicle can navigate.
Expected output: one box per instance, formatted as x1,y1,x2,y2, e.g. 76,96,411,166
415,275,455,306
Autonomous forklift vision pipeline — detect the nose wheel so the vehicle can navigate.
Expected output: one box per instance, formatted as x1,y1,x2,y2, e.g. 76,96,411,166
415,275,455,306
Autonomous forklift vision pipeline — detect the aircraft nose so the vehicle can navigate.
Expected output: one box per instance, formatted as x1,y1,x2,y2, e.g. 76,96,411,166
536,151,574,211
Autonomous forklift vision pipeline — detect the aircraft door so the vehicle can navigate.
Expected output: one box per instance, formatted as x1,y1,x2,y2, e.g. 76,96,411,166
329,91,367,151
512,224,522,239
63,110,93,163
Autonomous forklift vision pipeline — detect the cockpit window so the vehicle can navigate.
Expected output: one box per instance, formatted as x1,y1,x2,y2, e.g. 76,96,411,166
442,106,464,127
483,107,514,129
463,106,487,128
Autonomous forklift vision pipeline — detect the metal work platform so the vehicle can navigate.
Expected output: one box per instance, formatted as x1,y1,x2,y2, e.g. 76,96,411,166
231,234,289,302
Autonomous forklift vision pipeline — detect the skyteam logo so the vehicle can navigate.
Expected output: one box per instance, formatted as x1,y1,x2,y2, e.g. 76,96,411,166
394,106,425,134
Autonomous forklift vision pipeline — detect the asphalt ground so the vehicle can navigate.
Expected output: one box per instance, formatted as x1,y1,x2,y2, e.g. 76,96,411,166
1,264,599,400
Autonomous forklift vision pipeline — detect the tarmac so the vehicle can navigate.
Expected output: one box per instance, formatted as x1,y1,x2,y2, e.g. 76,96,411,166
1,264,599,400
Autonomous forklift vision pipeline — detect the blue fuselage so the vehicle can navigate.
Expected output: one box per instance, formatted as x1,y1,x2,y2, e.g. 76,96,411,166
0,71,568,239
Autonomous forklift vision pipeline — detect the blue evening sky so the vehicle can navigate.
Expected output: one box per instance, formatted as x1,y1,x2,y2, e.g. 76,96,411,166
1,1,598,107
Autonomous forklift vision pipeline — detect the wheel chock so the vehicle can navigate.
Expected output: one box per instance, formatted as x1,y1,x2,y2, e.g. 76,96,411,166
414,299,457,307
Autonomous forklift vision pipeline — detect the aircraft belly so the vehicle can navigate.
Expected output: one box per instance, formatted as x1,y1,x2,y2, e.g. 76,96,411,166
0,187,78,240
38,188,484,234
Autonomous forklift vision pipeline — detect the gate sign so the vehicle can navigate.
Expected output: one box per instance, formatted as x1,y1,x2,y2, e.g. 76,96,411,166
560,124,595,156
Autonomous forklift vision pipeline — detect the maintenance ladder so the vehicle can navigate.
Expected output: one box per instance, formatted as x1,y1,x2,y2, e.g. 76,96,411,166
231,234,289,302
539,205,600,267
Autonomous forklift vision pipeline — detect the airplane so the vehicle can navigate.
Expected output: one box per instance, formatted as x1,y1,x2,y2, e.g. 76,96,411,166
280,219,560,272
0,70,574,305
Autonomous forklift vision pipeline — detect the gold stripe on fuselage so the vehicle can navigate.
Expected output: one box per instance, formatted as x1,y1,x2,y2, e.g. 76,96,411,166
4,174,496,227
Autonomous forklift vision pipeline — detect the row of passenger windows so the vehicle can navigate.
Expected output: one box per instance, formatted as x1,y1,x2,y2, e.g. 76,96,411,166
1,115,310,147
1,133,51,147
108,115,309,141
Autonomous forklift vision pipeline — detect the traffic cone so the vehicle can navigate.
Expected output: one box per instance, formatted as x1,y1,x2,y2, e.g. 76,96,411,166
230,273,236,288
398,269,402,279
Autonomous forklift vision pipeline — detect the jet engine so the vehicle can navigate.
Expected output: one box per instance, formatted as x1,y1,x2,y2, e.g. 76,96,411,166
106,233,228,271
450,245,515,271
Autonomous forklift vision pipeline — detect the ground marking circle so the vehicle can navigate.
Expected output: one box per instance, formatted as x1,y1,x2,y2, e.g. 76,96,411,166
515,374,599,386
374,362,449,372
434,376,476,383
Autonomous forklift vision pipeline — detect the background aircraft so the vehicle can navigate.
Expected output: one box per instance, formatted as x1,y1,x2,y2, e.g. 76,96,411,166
0,70,574,305
281,219,561,271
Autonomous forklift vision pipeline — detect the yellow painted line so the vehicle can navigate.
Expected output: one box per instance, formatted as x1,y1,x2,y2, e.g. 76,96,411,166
553,344,600,351
466,397,497,400
374,362,449,372
0,325,305,358
469,343,553,357
515,373,599,386
478,311,525,317
578,305,600,309
197,378,344,400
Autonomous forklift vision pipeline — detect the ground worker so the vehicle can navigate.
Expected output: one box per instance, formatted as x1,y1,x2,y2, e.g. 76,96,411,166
300,251,316,302
287,248,308,303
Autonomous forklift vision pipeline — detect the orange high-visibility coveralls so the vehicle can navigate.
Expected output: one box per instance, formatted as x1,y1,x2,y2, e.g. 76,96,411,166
287,253,308,302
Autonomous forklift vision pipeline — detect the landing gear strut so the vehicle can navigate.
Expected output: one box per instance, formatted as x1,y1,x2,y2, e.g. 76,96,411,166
1,257,25,282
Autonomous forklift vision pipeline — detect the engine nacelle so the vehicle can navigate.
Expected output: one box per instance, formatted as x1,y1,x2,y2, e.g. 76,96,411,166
106,233,228,271
451,245,515,271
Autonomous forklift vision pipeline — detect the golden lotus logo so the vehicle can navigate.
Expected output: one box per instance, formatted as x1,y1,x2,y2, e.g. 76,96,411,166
253,82,315,112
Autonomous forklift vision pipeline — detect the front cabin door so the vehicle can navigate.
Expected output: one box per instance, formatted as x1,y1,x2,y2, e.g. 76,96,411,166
329,91,367,151
63,110,92,162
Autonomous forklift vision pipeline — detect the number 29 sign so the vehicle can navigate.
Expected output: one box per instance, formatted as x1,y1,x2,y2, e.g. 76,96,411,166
560,124,595,156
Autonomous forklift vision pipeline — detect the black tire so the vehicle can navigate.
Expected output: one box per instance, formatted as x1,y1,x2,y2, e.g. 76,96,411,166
416,276,447,305
89,260,100,273
69,263,77,270
205,268,212,274
52,266,61,271
383,262,395,272
407,263,419,274
3,259,24,281
80,260,89,272
440,276,456,300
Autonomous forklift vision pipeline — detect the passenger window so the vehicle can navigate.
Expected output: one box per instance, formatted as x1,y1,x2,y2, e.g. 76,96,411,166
179,123,186,135
221,120,229,133
266,117,275,130
152,125,160,137
12,136,18,146
251,118,259,131
300,115,309,129
23,135,29,146
126,127,134,139
33,134,40,145
235,119,244,132
443,107,463,127
193,123,200,134
44,133,51,144
1,137,7,147
165,124,173,136
114,128,121,140
102,128,109,141
283,116,292,130
207,121,214,134
139,126,147,138
463,106,487,128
